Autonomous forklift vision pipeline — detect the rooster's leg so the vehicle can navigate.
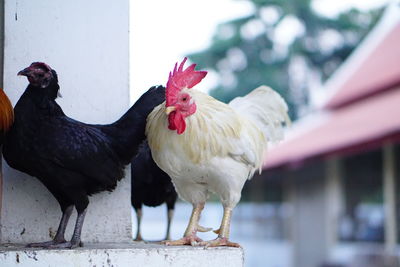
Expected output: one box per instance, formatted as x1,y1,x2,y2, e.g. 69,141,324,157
134,208,143,241
26,205,73,248
164,208,174,240
164,203,211,246
200,206,240,248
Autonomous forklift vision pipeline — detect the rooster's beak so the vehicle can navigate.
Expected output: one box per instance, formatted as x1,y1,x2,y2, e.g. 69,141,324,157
165,106,176,115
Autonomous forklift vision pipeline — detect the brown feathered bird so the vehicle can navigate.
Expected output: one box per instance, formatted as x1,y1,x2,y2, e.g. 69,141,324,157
0,88,14,145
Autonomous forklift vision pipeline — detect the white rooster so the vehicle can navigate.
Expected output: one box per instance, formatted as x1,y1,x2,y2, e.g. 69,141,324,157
146,58,289,247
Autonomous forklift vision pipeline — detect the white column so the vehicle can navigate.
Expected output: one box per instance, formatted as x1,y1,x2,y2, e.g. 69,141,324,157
1,0,131,243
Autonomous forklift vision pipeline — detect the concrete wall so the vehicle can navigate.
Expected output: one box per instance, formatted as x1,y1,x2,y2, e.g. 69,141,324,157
1,0,131,243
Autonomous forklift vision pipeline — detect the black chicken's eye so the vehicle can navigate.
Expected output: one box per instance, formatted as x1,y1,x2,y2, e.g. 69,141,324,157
182,97,187,101
38,73,44,78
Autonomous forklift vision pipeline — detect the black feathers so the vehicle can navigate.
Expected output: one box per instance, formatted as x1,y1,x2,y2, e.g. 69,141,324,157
131,141,177,209
131,140,178,240
4,82,165,197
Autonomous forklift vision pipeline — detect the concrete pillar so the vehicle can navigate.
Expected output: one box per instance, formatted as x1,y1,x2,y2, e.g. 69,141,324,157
1,0,131,243
287,164,329,267
325,157,343,251
383,143,397,252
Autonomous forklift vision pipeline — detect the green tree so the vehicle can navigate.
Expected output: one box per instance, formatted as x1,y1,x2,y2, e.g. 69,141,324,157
187,0,382,119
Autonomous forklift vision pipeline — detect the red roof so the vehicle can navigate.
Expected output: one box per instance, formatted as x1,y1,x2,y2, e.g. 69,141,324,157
263,6,400,170
325,19,400,109
264,88,400,169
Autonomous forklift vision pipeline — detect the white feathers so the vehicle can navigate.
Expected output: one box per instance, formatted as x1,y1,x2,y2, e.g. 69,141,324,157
229,85,290,143
146,85,289,208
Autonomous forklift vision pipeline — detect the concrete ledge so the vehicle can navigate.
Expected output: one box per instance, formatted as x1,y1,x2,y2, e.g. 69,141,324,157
0,242,244,267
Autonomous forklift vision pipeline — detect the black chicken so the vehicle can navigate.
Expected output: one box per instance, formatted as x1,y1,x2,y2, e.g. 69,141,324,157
131,140,177,241
2,62,165,249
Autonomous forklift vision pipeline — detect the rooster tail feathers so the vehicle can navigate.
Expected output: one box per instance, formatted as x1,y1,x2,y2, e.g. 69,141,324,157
229,85,290,143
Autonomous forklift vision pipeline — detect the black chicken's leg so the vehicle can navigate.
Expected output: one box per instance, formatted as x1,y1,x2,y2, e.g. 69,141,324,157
48,208,87,249
134,208,143,241
70,208,87,247
165,193,177,241
27,205,74,248
165,208,174,240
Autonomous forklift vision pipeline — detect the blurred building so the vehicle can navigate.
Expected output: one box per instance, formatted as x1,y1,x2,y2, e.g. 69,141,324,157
259,3,400,267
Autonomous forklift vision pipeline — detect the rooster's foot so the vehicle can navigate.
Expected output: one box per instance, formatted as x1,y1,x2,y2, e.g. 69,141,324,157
162,234,203,246
199,237,241,248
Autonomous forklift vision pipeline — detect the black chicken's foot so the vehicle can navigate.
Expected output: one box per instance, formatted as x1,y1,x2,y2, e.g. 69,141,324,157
134,235,143,242
47,240,83,249
62,208,87,249
27,205,74,248
26,239,67,248
42,209,86,249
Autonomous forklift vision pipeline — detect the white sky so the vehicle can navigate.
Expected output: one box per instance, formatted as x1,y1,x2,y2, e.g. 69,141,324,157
129,0,253,102
129,0,390,103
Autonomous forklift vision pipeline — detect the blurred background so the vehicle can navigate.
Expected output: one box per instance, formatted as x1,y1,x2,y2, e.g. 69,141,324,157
130,0,400,266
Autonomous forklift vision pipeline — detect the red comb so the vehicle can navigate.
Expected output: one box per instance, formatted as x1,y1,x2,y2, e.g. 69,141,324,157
166,58,207,106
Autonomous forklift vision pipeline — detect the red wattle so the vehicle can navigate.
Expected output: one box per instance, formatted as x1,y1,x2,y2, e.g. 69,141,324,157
168,112,186,134
168,112,177,130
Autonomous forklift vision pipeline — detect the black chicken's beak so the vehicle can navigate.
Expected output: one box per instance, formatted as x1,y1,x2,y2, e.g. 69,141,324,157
18,67,31,77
